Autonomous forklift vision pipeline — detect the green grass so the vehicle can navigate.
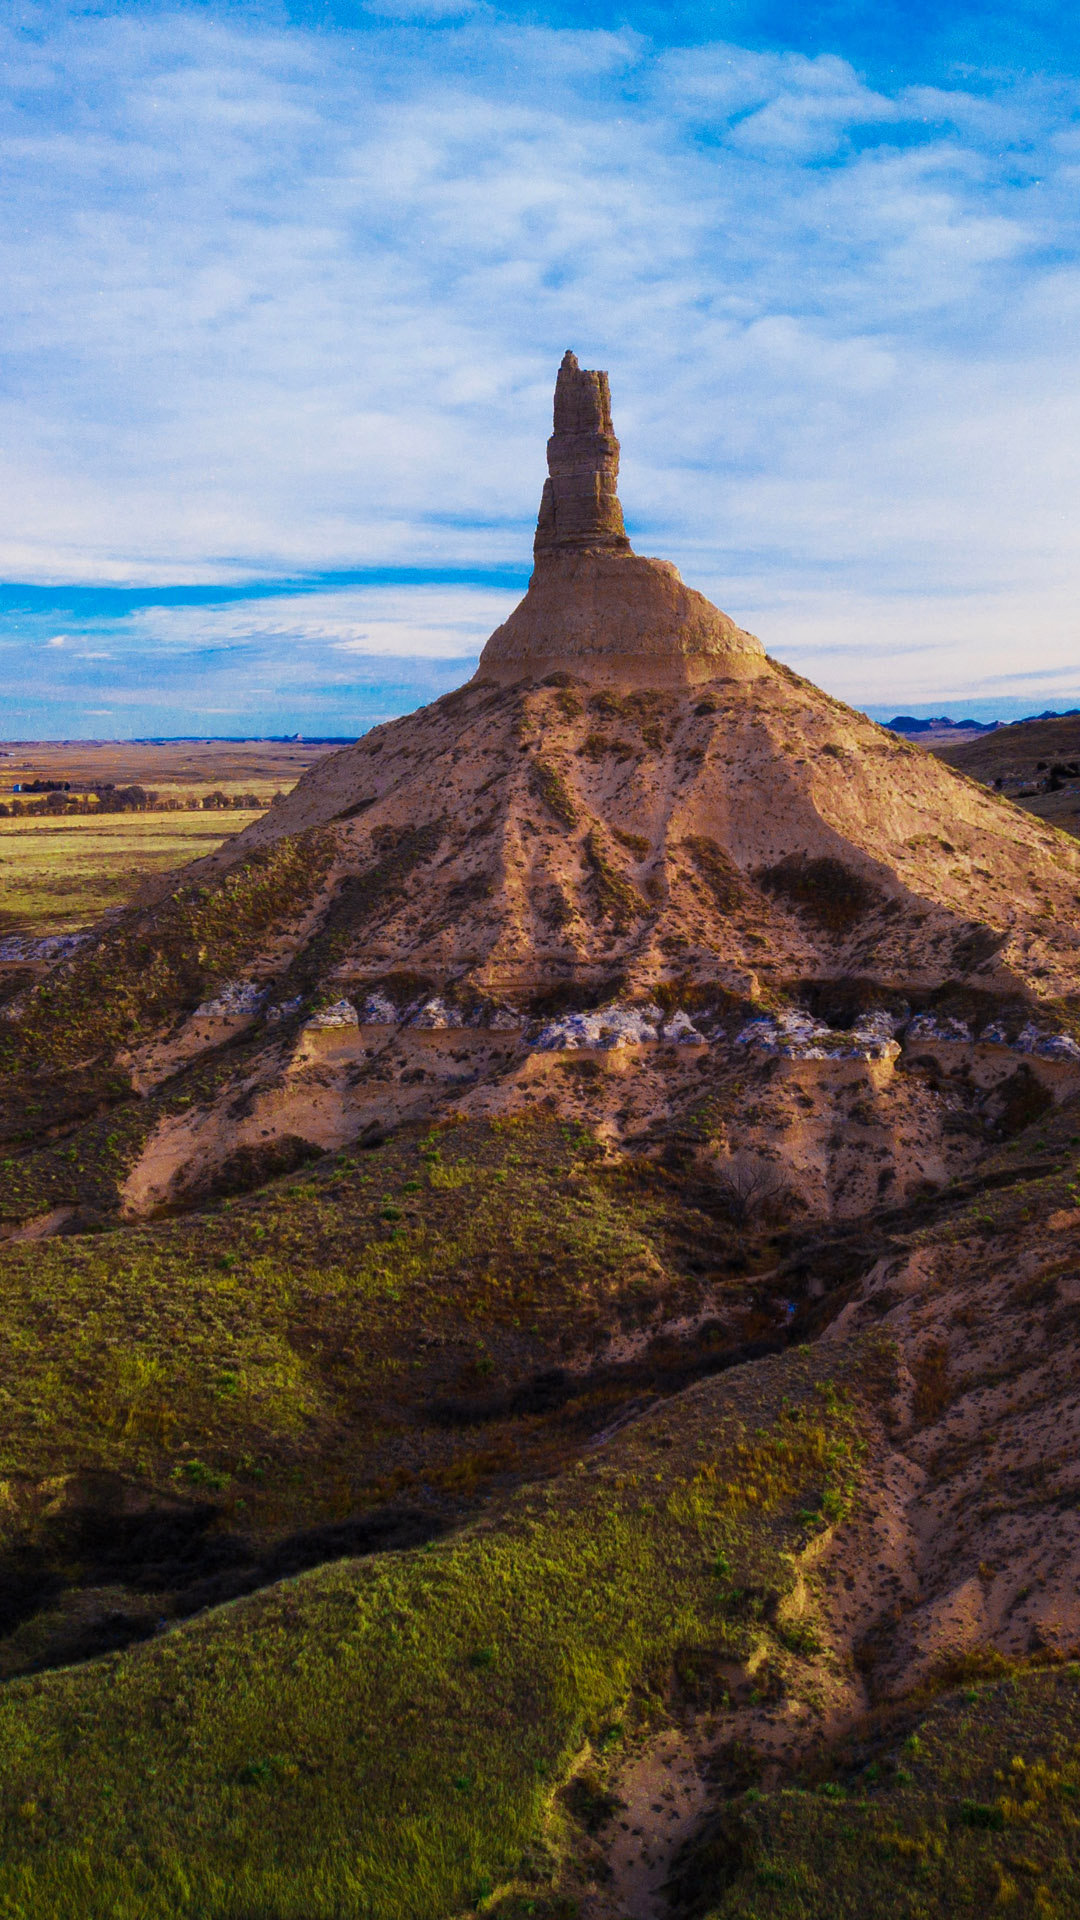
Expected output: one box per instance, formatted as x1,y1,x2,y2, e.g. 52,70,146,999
0,827,335,1074
685,1663,1080,1917
0,1341,874,1919
0,811,267,935
0,1117,755,1535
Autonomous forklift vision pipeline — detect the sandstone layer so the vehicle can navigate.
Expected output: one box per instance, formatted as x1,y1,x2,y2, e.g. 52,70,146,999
475,547,765,688
533,349,630,556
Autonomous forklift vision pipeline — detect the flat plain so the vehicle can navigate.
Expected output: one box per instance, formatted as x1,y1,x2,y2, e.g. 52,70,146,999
0,739,344,935
0,811,267,933
0,737,345,794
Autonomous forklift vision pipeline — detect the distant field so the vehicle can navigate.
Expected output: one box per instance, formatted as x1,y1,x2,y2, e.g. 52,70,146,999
0,810,267,934
0,738,348,937
0,737,345,796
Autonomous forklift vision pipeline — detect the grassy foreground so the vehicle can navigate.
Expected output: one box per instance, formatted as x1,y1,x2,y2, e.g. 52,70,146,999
0,1343,872,1919
0,1116,746,1531
683,1663,1080,1917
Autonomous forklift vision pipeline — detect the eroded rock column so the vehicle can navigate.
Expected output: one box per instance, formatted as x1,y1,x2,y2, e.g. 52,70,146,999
534,350,631,556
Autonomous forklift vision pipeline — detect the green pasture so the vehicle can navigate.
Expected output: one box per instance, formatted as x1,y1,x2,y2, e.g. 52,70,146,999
0,811,265,935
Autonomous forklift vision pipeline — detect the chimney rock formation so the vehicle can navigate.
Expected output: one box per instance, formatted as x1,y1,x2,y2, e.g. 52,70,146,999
534,350,631,555
476,352,765,689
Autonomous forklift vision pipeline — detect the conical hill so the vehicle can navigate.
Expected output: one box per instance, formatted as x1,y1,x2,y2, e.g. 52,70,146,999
5,352,1080,1226
209,349,1080,1007
229,641,1080,1006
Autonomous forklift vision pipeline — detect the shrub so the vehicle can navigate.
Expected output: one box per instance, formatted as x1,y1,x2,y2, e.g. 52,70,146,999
755,853,881,932
529,761,578,830
712,1159,792,1228
583,831,647,928
683,836,742,913
958,1800,1005,1831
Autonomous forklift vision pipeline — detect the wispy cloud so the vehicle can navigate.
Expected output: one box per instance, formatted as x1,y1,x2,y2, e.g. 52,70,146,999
4,7,1080,724
4,580,514,735
125,584,519,659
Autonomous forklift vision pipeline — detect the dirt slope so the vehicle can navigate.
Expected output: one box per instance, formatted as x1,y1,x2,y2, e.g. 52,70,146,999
214,656,1080,1001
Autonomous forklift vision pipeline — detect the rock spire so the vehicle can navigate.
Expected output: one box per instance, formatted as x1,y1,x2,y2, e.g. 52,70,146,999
534,350,631,557
474,352,765,688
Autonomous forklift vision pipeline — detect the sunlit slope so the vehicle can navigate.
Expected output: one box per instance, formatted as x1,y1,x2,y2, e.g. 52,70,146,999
12,662,1080,1076
0,1340,874,1920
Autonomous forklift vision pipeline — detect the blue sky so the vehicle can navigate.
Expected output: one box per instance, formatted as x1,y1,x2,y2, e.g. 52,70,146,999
5,0,1080,734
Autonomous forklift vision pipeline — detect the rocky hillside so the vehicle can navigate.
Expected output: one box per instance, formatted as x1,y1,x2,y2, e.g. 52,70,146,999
936,708,1080,842
0,356,1079,1919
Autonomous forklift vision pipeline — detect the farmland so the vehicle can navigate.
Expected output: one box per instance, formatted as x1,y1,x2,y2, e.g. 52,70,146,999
0,811,270,933
0,739,347,935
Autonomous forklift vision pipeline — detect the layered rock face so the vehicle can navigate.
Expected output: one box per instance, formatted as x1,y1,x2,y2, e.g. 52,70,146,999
477,353,765,687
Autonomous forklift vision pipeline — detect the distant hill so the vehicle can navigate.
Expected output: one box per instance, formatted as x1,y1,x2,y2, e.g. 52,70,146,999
934,709,1080,837
935,707,1080,777
884,712,999,743
883,709,1080,838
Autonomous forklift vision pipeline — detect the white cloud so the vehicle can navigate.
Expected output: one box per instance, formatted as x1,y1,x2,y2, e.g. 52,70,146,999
2,11,1080,710
124,584,517,658
0,579,514,735
715,577,1080,709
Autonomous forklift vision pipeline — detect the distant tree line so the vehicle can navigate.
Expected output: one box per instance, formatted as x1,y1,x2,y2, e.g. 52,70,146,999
0,787,282,819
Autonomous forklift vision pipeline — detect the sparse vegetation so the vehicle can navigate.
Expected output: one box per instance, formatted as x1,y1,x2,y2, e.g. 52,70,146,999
0,1115,763,1570
0,828,336,1073
683,835,742,913
674,1663,1080,1918
712,1158,794,1228
530,759,579,829
548,685,584,721
578,732,634,761
583,829,648,927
